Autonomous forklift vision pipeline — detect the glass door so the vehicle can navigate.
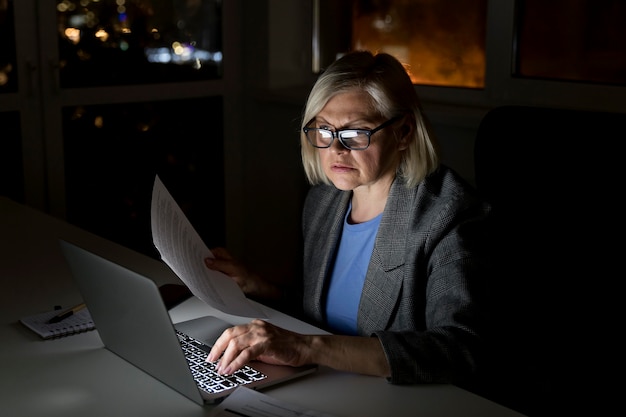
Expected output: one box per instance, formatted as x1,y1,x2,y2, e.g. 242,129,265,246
0,0,39,206
2,0,240,259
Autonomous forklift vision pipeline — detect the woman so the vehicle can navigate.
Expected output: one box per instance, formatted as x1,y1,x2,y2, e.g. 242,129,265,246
205,50,491,385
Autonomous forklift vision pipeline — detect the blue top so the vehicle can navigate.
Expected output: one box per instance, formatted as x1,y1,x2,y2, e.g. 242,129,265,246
324,204,382,335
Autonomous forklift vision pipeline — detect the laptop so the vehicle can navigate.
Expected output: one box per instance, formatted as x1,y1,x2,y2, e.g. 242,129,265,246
59,240,317,405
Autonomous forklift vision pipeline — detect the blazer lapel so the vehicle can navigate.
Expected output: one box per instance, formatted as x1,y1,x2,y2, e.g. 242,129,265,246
304,190,351,323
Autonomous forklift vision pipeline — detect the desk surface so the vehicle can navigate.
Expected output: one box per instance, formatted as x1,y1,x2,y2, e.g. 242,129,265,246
0,197,526,417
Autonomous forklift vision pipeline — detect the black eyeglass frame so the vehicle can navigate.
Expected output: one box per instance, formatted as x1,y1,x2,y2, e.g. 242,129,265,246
302,116,402,151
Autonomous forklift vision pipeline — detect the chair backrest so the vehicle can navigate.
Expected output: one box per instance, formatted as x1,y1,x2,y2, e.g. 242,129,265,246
473,105,624,416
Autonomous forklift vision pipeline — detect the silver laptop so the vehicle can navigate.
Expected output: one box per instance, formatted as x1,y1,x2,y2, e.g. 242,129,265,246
59,240,317,405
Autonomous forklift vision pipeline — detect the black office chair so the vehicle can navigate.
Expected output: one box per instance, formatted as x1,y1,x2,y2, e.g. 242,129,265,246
473,105,624,417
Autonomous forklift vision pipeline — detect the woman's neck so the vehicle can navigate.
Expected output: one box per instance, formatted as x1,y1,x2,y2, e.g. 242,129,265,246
349,177,394,224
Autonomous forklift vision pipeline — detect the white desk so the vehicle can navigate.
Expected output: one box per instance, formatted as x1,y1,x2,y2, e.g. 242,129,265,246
0,197,526,417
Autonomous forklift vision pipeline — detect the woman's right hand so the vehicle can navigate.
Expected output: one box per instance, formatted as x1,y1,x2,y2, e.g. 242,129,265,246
204,247,279,300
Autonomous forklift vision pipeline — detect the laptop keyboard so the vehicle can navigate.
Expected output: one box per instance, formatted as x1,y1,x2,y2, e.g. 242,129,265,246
176,330,267,394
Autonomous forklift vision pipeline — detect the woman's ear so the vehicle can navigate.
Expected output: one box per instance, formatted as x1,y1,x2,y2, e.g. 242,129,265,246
397,119,413,151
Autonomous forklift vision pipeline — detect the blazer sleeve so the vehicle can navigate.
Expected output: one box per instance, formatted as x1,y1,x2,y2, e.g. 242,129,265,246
371,168,491,386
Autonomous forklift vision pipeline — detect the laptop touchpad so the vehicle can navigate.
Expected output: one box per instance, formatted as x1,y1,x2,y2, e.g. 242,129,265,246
174,316,232,346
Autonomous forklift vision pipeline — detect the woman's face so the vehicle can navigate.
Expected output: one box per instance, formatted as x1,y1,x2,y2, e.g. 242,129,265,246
313,89,406,193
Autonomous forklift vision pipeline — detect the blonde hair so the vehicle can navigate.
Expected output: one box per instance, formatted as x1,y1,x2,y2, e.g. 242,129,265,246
300,51,439,188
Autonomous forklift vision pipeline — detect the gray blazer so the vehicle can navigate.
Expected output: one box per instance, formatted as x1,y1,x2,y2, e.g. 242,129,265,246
301,165,491,385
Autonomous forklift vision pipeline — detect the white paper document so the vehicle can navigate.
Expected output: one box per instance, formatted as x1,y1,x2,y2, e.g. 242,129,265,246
151,175,265,318
209,386,338,417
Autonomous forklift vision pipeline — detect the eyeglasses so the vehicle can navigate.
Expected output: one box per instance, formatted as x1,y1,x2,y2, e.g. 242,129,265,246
302,116,401,151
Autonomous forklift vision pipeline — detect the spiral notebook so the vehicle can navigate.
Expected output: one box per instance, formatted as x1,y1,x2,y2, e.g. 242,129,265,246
20,307,95,339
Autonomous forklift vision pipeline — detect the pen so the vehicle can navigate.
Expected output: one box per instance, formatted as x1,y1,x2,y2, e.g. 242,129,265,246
224,409,253,417
47,302,86,324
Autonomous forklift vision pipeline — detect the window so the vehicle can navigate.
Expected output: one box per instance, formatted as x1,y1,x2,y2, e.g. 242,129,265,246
0,1,20,202
63,97,225,258
314,0,488,88
312,0,626,112
0,111,22,201
57,0,223,88
0,0,17,93
350,0,488,88
514,0,626,86
2,0,238,260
